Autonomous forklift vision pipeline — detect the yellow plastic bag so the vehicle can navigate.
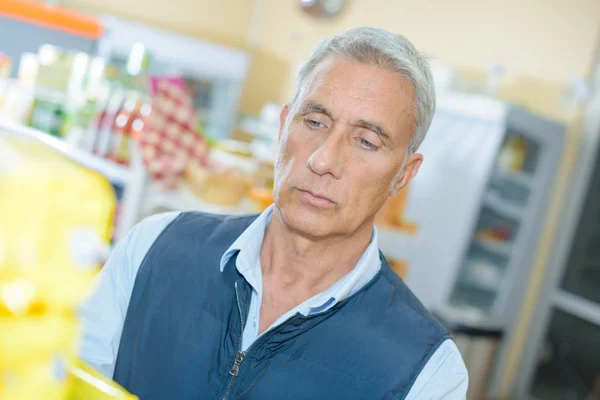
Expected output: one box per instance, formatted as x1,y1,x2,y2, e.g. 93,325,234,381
0,355,72,400
0,134,135,399
0,315,79,368
0,138,115,314
67,360,138,400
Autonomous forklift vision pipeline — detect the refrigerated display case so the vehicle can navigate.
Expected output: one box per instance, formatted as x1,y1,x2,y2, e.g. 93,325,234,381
390,93,565,319
381,93,564,316
449,110,565,318
0,1,102,81
378,91,565,398
513,86,600,399
97,16,250,140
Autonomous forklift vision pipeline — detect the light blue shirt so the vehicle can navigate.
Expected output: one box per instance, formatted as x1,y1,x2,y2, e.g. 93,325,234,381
220,205,383,351
79,208,468,399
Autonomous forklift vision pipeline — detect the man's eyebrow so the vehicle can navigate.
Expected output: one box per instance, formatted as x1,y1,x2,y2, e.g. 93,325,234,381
298,101,333,118
297,102,394,148
358,119,393,147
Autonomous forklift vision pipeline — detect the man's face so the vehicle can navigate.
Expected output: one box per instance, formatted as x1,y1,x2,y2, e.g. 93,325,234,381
273,55,423,238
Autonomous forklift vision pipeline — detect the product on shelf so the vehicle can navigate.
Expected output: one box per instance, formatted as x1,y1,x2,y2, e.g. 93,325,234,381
28,89,69,137
107,90,139,165
0,53,11,80
120,97,152,166
28,45,90,138
123,43,152,92
129,97,152,141
17,52,39,88
0,132,136,399
140,77,209,191
476,227,512,243
0,79,35,123
65,57,108,151
183,141,256,207
374,186,417,233
93,87,126,158
498,136,527,172
183,161,250,207
247,187,274,211
468,259,502,291
8,42,150,167
67,359,138,399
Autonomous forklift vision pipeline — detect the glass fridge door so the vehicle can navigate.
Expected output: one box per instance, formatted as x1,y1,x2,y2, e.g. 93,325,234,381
560,152,600,304
450,130,543,314
530,307,600,399
98,16,249,140
103,52,243,140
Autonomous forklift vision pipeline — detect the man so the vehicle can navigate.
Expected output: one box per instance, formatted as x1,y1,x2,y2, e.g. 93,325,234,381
80,26,468,399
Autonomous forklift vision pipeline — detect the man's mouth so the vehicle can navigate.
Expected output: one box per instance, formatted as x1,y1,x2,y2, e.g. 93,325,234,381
297,188,336,207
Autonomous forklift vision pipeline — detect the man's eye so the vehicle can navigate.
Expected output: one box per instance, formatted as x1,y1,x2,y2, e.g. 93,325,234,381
305,119,323,128
358,138,378,150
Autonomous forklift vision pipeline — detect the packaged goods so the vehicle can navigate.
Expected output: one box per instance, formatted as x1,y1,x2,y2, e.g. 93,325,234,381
0,133,135,399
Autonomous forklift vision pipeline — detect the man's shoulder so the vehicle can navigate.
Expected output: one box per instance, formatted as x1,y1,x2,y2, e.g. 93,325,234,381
132,211,258,242
135,211,182,233
329,258,450,350
129,211,258,271
160,211,259,243
340,260,451,365
122,211,257,271
304,263,455,397
373,260,448,337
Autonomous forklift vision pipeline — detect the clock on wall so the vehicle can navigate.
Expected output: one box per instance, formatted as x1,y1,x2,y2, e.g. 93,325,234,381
298,0,348,20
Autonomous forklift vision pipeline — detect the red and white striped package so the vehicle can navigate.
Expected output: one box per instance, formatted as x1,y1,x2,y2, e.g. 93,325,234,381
139,79,209,191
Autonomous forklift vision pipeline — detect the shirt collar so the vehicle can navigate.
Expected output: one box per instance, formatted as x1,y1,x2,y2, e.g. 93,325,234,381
219,204,274,273
319,226,380,305
219,205,382,314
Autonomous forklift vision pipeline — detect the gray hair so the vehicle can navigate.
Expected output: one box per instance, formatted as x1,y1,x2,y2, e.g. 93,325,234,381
292,26,436,157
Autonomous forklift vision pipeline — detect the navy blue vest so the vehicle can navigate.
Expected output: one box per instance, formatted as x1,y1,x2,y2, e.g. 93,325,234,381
113,212,449,399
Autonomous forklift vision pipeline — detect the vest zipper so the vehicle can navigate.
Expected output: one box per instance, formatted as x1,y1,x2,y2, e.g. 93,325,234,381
222,281,306,399
221,281,246,400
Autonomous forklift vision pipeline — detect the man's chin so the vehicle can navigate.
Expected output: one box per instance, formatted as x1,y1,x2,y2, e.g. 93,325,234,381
276,203,337,238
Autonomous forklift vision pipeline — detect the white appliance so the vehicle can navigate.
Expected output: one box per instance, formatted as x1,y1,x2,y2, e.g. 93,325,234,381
379,92,565,321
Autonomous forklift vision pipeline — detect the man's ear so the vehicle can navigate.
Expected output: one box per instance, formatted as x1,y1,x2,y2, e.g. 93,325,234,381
279,104,290,141
391,153,423,196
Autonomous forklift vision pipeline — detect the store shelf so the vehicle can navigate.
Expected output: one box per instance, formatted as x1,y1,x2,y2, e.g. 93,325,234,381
554,290,600,327
474,237,513,258
460,257,504,293
145,184,257,216
483,191,524,221
0,120,132,185
460,274,500,293
496,168,534,187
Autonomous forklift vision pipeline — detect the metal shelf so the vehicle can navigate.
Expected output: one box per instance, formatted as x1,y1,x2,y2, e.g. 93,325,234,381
554,290,600,327
483,191,525,221
495,168,534,187
474,237,513,258
461,274,500,293
0,119,132,185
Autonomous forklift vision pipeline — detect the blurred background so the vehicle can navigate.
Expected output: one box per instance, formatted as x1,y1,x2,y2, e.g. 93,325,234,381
0,0,599,399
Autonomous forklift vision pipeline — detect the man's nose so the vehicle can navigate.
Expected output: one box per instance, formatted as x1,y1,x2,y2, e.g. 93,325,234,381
307,131,345,179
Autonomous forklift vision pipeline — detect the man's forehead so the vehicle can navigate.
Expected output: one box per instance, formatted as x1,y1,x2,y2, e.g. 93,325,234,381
297,56,416,133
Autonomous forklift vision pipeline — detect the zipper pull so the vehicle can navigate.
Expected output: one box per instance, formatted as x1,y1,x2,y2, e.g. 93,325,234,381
229,351,246,377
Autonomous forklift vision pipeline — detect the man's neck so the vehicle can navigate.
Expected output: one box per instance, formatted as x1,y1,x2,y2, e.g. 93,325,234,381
260,208,373,295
